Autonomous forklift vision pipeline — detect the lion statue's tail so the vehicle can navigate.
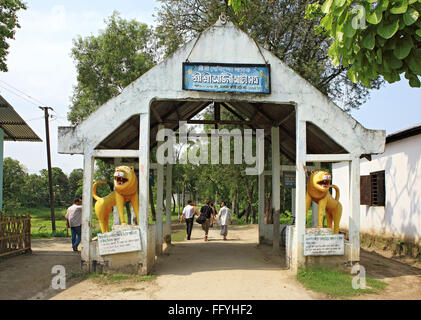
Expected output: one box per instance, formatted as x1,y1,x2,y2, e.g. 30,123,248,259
328,185,340,201
93,181,108,201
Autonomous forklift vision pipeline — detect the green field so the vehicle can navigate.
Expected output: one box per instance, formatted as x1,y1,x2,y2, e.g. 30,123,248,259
10,205,316,239
12,206,103,239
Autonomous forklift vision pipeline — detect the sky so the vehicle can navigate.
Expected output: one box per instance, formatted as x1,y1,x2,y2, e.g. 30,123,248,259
1,0,420,175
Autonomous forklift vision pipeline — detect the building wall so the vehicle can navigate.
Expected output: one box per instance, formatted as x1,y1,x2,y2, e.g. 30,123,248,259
333,134,421,243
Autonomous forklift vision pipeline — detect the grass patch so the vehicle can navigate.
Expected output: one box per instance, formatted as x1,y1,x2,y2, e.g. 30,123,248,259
134,274,157,282
297,266,388,299
171,229,187,242
31,228,69,239
121,287,139,292
85,272,157,284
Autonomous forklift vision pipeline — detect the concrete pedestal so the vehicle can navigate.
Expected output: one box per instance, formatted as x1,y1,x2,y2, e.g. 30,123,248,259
286,226,351,269
86,224,155,275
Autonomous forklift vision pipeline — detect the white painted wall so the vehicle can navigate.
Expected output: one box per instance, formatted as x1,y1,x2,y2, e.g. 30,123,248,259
333,134,421,243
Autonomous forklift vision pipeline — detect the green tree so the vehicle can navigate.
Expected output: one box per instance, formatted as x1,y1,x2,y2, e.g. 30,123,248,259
156,0,383,111
22,174,48,207
305,0,421,87
93,160,115,198
3,157,27,212
69,168,83,199
68,12,156,125
40,168,71,207
68,12,157,194
0,0,26,72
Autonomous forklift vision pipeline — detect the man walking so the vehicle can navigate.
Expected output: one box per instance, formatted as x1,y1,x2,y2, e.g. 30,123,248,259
180,200,197,240
200,200,215,242
65,198,83,252
218,201,232,241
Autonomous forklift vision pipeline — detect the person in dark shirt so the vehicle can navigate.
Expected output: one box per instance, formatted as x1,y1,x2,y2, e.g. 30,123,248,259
200,200,215,242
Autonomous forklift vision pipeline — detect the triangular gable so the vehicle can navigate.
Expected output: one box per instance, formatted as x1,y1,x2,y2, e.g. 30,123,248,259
58,18,385,157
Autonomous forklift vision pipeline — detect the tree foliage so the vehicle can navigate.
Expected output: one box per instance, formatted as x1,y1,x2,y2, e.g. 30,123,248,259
305,0,421,87
68,12,157,183
0,0,26,72
2,157,83,212
68,12,156,125
40,167,71,206
3,157,26,211
156,0,383,111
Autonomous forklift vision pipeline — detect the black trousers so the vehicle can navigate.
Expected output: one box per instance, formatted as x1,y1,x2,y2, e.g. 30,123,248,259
186,218,194,240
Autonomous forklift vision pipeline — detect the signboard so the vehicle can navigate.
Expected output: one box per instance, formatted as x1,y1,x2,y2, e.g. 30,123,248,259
98,228,142,256
304,233,344,256
283,171,296,188
183,63,271,94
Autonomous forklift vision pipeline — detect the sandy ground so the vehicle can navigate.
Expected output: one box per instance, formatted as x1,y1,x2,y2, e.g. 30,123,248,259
1,223,421,300
52,224,323,300
0,238,80,300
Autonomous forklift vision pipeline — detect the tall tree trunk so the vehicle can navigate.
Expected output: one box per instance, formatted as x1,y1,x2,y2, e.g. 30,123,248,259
264,176,273,224
177,186,181,217
243,175,256,224
231,191,236,217
244,203,250,223
172,193,176,215
149,184,156,222
235,188,239,216
182,187,185,208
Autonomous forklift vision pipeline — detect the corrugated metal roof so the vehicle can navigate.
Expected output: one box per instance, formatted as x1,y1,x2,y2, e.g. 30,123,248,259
0,95,42,142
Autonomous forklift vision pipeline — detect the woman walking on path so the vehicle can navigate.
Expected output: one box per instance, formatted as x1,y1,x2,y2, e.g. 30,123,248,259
218,201,232,241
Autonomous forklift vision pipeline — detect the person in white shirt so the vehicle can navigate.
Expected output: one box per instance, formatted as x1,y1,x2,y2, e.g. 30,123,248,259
179,200,197,240
218,201,232,241
65,198,83,252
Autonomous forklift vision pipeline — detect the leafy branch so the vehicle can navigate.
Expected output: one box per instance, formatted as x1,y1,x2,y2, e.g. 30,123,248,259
305,0,421,88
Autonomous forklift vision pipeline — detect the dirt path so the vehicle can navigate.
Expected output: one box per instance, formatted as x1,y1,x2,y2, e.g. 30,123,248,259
0,238,80,300
2,224,421,300
52,224,323,300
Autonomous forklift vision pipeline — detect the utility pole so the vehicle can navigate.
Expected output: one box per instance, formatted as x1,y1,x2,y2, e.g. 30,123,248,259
39,106,56,232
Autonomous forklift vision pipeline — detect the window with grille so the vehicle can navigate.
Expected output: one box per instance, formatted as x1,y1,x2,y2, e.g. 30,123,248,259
360,171,385,206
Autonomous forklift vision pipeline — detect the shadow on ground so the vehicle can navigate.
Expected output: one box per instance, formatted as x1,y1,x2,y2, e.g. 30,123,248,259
0,239,84,300
360,248,421,280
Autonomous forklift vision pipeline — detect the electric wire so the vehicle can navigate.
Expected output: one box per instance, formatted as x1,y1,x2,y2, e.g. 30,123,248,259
0,80,70,124
0,84,39,107
0,79,48,107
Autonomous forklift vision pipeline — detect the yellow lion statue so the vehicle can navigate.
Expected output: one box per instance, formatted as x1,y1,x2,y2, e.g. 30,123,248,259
93,166,139,233
306,170,342,234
